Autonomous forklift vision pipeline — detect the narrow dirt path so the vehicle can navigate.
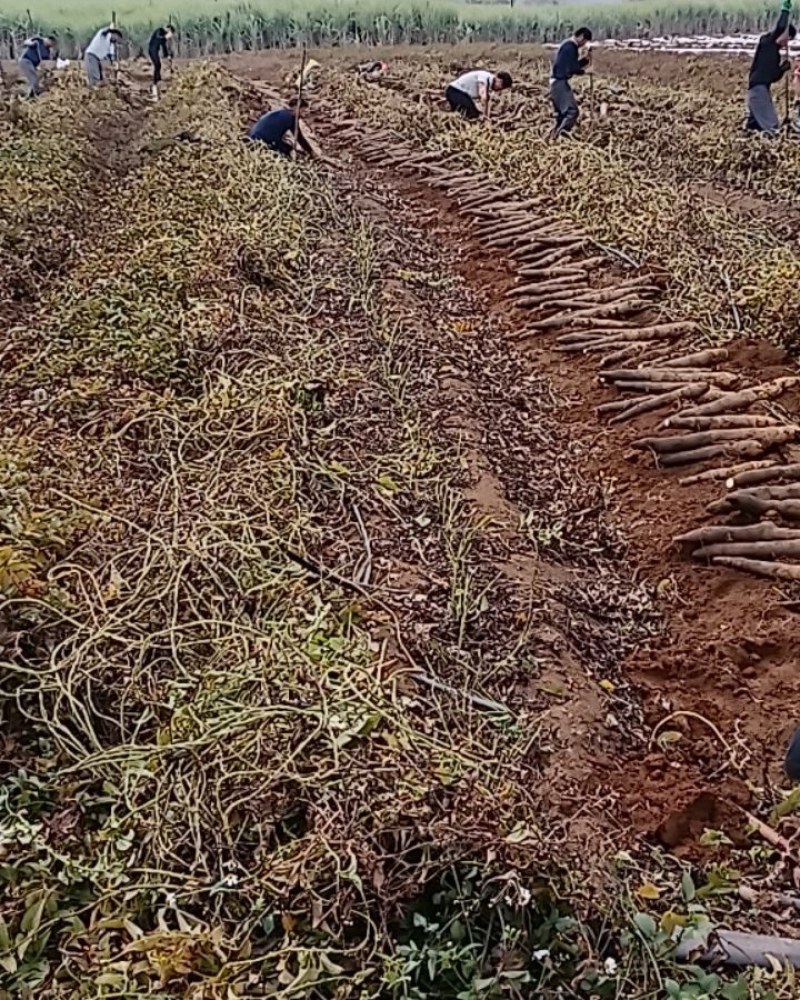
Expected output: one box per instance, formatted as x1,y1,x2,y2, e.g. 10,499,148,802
311,120,800,854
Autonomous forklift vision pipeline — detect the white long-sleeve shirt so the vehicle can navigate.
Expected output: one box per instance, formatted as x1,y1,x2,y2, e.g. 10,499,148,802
86,27,117,62
450,70,495,98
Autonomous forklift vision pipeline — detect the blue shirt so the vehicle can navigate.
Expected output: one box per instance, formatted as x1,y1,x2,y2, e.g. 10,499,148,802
249,108,296,144
551,39,587,81
22,37,51,67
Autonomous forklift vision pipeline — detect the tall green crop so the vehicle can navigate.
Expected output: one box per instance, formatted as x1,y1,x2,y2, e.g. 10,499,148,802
0,0,780,57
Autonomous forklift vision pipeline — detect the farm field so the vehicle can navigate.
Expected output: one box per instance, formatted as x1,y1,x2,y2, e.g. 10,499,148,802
3,42,800,999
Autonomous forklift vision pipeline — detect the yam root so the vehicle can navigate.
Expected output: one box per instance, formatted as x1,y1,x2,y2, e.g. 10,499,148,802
708,483,800,515
603,369,739,387
554,337,650,354
608,383,708,425
508,277,585,298
559,322,689,342
711,557,800,581
635,426,798,455
517,247,575,270
707,491,800,519
663,414,781,431
659,439,767,468
680,377,800,418
660,348,728,369
600,344,654,367
614,380,691,394
577,255,610,272
674,522,800,545
530,298,648,331
694,539,800,560
678,459,776,487
595,398,632,415
728,463,800,489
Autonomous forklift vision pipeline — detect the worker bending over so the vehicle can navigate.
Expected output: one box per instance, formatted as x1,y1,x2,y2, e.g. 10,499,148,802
18,34,56,97
149,24,174,100
85,25,123,87
445,69,513,120
550,27,593,137
248,99,315,158
746,0,795,135
356,60,388,82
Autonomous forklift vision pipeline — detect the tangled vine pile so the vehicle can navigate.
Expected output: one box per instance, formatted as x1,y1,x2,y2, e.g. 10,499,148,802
2,64,667,999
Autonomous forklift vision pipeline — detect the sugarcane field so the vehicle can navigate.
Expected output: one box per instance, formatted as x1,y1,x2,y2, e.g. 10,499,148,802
7,1,800,996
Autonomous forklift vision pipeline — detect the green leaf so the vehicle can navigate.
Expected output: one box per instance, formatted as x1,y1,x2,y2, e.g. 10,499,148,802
770,785,800,824
632,912,657,939
664,980,682,1000
376,474,400,495
721,978,750,1000
681,871,696,902
20,892,47,935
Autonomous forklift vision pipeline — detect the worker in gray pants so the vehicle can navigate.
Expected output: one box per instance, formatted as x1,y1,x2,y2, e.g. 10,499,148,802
18,35,56,97
549,26,593,137
84,25,123,87
745,0,795,135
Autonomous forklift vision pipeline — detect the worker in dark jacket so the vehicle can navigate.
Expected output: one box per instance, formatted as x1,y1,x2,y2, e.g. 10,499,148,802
786,726,800,780
746,0,795,135
18,35,56,97
148,24,174,100
550,26,593,137
248,99,315,158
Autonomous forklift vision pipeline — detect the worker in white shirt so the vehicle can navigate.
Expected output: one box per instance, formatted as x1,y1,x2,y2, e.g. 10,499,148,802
444,69,513,120
84,25,123,87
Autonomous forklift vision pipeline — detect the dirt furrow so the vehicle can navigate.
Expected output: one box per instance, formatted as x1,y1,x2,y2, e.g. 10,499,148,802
315,112,800,856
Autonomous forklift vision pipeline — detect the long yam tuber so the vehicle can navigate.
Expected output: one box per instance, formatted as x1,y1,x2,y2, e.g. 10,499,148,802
635,426,798,455
729,462,800,489
674,522,800,545
659,439,767,467
680,377,800,418
678,459,776,487
711,557,800,581
608,383,709,425
663,414,781,431
694,539,800,560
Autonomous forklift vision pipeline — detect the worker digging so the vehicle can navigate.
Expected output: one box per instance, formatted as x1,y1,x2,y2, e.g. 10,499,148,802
84,25,123,88
444,68,513,120
746,0,796,135
18,33,56,98
248,98,317,159
550,26,594,137
148,23,175,102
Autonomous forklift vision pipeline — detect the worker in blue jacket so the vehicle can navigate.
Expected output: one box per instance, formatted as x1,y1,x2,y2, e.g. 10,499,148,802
550,27,593,138
248,99,316,158
18,34,56,97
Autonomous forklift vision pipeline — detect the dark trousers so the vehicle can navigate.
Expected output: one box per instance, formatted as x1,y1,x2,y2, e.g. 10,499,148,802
257,137,292,157
150,49,162,85
445,84,480,120
550,79,579,137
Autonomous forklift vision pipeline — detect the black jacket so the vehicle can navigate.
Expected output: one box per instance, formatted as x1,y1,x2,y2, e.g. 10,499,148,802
149,28,170,61
551,39,589,81
748,9,791,88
